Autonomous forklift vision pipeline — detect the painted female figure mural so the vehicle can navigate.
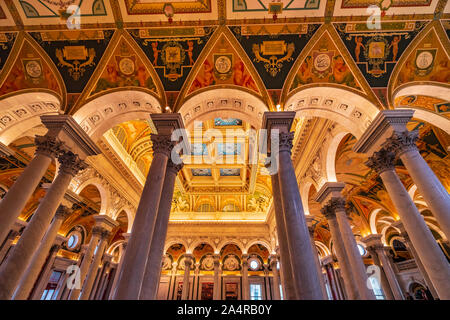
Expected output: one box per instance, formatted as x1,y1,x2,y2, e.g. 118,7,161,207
233,61,257,92
330,55,356,87
191,59,215,91
355,36,366,63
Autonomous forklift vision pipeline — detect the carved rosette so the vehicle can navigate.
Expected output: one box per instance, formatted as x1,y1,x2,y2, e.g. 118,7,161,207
151,134,175,157
383,130,419,157
55,205,71,220
58,151,87,177
166,159,184,175
365,148,396,174
278,132,294,154
35,135,63,158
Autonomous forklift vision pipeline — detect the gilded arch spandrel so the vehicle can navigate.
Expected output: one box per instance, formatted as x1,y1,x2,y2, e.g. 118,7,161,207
281,23,384,111
70,29,166,115
174,25,272,112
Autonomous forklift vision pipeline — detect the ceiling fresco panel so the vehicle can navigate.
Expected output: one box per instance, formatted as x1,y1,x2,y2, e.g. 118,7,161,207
288,29,365,93
118,0,219,23
333,0,439,16
124,0,213,15
334,21,428,88
29,29,114,94
13,0,115,26
0,35,64,98
227,0,327,19
340,0,433,8
391,26,450,90
129,26,216,92
229,23,321,89
86,34,161,98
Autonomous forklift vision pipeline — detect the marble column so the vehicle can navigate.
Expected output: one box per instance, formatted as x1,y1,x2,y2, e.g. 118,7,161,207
392,221,439,299
68,227,102,300
108,233,130,300
113,113,185,300
241,254,249,300
213,255,221,300
263,112,323,300
384,131,450,240
181,255,193,300
323,262,338,300
0,230,19,264
320,206,358,300
305,215,329,299
366,149,450,299
0,135,62,244
0,151,85,300
269,256,281,300
193,263,200,300
79,229,111,300
268,172,297,299
13,206,71,300
365,246,394,300
29,239,65,300
376,247,404,300
92,256,111,300
363,234,402,300
169,262,178,300
331,198,375,300
139,160,183,300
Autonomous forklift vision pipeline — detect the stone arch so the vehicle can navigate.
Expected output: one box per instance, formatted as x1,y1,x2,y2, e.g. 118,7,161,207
369,209,383,235
176,87,269,130
284,86,380,138
408,184,428,207
325,131,352,183
392,84,450,134
164,239,189,253
188,239,217,254
74,178,109,216
423,218,447,241
113,206,134,232
244,239,272,254
315,241,331,258
300,177,319,216
107,239,125,254
72,89,163,142
107,239,126,263
0,91,61,145
216,239,245,254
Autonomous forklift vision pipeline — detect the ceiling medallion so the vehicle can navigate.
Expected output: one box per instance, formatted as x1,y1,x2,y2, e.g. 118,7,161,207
214,54,233,80
163,3,175,24
378,0,393,17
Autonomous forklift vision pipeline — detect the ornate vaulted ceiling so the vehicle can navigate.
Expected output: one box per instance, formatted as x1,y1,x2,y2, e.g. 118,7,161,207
0,0,449,224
